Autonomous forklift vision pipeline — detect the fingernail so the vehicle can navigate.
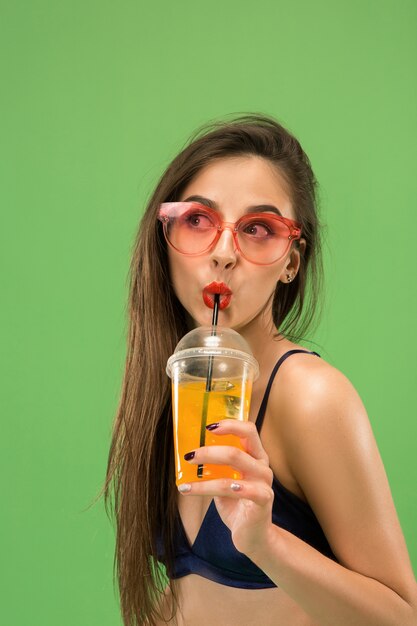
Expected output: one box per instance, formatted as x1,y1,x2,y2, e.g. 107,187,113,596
230,483,242,491
178,484,191,493
184,451,195,461
206,422,219,431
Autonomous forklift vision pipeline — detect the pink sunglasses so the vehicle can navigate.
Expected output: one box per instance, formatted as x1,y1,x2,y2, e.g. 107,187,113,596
158,201,302,265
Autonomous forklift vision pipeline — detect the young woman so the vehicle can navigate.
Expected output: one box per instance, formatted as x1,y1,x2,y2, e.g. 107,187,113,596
104,114,417,626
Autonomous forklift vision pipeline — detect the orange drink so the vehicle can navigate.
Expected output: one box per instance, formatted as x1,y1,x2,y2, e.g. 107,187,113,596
172,379,253,485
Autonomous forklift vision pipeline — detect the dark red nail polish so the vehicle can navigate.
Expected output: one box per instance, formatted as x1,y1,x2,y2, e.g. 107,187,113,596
206,422,219,431
184,451,195,461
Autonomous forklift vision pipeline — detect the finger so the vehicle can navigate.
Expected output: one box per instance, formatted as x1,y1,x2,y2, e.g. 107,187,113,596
205,419,269,463
184,445,273,483
178,478,274,507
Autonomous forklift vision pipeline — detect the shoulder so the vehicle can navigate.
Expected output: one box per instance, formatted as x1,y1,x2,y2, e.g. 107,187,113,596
269,349,373,482
269,347,365,428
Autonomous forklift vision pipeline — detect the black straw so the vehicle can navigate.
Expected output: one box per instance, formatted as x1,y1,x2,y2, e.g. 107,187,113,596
197,294,220,478
211,294,220,327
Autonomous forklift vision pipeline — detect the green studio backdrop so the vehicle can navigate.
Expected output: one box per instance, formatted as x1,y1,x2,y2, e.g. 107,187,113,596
1,1,416,625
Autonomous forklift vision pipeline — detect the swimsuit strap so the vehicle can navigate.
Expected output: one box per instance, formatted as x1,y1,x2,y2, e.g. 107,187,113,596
255,349,320,433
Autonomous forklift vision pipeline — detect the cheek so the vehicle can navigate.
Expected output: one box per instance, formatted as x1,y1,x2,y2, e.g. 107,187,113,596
245,267,282,293
167,254,196,296
253,279,278,307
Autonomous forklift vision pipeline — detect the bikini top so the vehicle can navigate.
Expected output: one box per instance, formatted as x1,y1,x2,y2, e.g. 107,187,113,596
156,349,337,589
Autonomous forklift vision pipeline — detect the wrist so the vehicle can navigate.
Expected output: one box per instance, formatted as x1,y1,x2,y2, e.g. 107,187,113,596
245,523,284,566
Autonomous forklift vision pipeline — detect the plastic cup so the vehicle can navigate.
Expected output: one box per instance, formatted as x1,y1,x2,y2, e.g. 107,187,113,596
166,326,259,486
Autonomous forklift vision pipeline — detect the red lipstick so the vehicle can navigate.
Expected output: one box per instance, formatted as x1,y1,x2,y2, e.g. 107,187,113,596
202,282,232,310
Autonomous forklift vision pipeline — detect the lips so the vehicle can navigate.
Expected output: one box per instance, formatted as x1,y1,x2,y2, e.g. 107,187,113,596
202,282,233,310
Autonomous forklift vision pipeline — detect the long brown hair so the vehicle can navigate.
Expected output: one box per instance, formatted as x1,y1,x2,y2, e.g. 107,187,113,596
103,113,324,625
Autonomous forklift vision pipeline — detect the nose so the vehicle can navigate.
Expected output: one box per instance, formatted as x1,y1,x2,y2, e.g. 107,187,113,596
210,227,237,270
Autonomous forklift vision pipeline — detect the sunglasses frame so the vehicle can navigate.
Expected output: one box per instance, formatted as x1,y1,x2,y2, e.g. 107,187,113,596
158,201,302,265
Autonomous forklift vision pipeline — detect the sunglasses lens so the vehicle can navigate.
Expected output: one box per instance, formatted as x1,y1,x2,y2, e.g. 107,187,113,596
164,206,218,254
237,215,291,263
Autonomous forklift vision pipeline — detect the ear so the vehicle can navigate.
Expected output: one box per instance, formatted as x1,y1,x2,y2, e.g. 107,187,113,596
278,238,306,284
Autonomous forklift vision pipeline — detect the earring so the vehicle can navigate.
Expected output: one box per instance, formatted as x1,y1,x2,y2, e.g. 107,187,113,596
286,273,293,283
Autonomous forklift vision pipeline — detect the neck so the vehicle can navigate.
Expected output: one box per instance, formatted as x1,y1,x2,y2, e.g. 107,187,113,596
235,303,283,366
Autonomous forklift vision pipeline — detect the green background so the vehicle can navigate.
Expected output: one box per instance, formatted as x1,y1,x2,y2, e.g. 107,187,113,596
1,1,416,624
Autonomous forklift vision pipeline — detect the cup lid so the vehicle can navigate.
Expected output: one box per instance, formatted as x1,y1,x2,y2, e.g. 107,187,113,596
166,326,259,379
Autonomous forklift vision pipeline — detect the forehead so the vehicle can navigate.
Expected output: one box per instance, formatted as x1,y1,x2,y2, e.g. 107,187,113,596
179,156,294,220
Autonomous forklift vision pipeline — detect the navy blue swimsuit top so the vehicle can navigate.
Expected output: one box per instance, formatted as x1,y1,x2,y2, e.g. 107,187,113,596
157,349,337,589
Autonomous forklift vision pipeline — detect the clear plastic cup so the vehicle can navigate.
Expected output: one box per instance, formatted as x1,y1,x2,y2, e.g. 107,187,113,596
166,326,259,486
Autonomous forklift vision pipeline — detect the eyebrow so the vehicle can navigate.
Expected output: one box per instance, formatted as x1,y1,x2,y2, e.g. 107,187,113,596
183,195,283,217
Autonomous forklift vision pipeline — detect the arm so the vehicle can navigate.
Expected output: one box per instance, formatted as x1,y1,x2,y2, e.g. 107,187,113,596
247,359,417,626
